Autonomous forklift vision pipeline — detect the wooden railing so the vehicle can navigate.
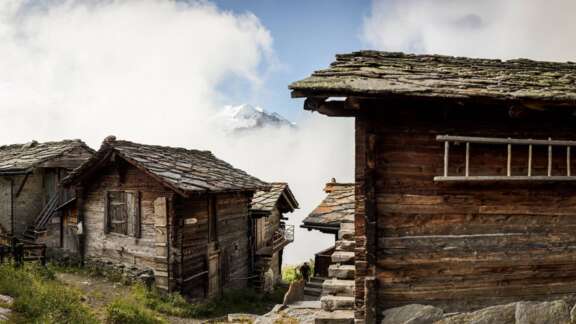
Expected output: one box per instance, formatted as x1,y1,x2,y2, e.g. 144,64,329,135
0,234,46,267
34,189,63,231
273,224,294,252
435,135,576,181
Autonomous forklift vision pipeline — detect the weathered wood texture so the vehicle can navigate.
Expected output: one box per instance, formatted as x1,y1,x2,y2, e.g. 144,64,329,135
174,195,209,297
173,192,253,296
359,105,576,313
82,162,172,277
216,193,252,290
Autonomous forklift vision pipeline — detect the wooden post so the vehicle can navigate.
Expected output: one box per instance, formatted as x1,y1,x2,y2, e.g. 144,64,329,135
528,144,533,176
568,146,571,176
507,141,512,177
465,142,470,177
548,138,553,177
444,141,449,177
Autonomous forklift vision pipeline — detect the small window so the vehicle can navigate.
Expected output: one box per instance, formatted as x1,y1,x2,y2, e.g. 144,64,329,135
104,191,141,238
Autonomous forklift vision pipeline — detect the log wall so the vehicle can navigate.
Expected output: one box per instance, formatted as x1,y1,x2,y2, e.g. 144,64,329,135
216,193,252,290
82,163,172,278
356,105,576,316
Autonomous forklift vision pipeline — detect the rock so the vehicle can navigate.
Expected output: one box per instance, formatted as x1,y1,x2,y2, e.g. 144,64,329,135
381,304,443,324
434,303,516,324
570,303,576,323
0,295,13,306
228,313,259,322
0,307,11,322
515,300,570,324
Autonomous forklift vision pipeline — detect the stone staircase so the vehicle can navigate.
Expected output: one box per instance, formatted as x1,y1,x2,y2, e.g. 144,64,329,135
305,276,326,297
316,222,355,323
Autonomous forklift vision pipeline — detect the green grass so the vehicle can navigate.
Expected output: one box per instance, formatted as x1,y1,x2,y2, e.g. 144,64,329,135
128,284,286,319
0,262,98,324
282,261,314,283
106,298,167,324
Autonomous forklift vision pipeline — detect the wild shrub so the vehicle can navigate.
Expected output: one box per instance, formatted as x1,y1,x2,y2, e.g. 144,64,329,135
0,263,97,324
106,298,167,324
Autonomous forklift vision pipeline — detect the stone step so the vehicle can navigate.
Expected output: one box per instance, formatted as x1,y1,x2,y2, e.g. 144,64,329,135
335,239,355,252
315,310,355,324
307,280,324,289
331,251,355,264
311,276,328,283
338,229,355,241
323,279,355,297
340,222,354,231
304,286,322,297
328,264,355,279
321,295,355,311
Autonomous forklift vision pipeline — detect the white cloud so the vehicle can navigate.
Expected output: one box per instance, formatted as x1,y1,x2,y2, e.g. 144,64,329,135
363,0,576,61
0,0,272,145
0,0,353,264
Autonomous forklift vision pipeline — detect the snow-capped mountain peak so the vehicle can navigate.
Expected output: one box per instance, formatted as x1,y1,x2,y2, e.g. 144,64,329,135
216,104,296,133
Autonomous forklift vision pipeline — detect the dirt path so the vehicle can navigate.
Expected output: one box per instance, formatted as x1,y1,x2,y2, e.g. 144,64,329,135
56,272,205,323
56,272,131,321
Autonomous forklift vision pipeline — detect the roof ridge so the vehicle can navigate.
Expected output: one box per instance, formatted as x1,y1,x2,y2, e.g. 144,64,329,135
109,139,213,155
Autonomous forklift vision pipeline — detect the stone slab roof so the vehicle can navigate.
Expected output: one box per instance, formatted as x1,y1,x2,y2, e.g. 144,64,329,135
290,51,576,107
0,140,92,174
251,182,298,215
63,136,269,195
302,182,354,230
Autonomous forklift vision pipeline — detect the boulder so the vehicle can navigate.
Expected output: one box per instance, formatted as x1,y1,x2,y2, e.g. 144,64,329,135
0,307,10,322
434,303,516,324
515,300,570,324
0,295,13,306
381,304,443,324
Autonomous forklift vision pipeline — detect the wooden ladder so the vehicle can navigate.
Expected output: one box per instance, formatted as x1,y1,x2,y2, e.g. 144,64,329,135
435,135,576,181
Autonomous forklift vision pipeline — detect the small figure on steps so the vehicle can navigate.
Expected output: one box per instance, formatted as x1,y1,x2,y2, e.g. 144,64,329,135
300,262,311,282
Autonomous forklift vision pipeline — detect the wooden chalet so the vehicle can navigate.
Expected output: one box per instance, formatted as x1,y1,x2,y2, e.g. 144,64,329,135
302,180,354,275
302,180,354,235
250,182,298,290
61,136,269,298
291,51,576,322
0,140,93,248
300,180,356,305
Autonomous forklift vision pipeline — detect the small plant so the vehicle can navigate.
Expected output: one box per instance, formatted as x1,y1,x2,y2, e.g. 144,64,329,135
106,298,167,324
0,262,97,324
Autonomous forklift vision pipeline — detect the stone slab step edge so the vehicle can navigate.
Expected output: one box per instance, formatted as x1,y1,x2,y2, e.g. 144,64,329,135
331,251,355,264
321,295,355,311
328,264,355,279
315,310,354,324
323,279,355,297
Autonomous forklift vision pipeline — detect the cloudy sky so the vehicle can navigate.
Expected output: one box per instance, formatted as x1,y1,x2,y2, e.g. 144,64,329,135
1,0,575,264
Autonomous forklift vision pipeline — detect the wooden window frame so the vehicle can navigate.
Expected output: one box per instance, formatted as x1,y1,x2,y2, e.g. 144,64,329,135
104,190,141,238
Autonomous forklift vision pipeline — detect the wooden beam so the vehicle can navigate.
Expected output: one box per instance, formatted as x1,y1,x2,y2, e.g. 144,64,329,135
465,142,470,177
528,144,533,177
444,141,450,177
14,173,30,198
568,146,572,176
507,142,512,177
548,138,553,176
435,176,576,181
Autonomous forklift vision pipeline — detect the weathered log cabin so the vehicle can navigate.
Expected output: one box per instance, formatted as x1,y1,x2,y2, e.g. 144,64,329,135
250,182,298,291
291,51,576,322
61,136,269,297
0,140,93,247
